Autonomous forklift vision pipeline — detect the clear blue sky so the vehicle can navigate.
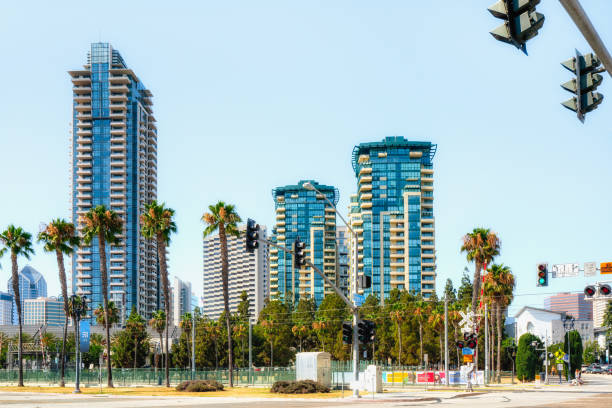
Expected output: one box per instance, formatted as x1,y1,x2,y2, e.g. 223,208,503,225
1,1,611,316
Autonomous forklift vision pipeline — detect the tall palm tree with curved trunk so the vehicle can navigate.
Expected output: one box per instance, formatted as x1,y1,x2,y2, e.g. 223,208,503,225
428,305,445,370
389,310,404,365
38,219,80,387
202,202,241,387
149,310,166,374
461,228,500,369
484,264,515,382
0,225,35,387
81,205,123,387
140,200,176,387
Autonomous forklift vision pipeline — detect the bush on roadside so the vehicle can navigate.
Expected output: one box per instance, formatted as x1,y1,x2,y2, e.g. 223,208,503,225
176,379,224,392
270,379,330,394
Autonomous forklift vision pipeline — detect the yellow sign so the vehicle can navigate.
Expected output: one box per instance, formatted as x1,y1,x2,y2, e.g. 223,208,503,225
463,354,473,363
601,262,612,274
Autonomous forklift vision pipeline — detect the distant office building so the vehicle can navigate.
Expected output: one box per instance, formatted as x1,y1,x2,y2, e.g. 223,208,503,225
349,137,437,301
23,297,66,327
7,265,47,324
171,277,193,326
593,298,610,328
69,42,159,324
202,225,269,320
0,292,13,325
270,180,338,305
544,292,592,320
336,226,350,297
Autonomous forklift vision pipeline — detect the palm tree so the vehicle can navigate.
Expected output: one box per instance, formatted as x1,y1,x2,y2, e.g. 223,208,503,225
448,304,462,367
94,302,120,328
149,310,166,375
460,228,500,369
428,306,445,370
126,307,146,369
67,295,88,382
140,200,176,387
233,323,248,367
37,219,80,387
206,320,221,370
80,205,122,387
413,300,429,368
202,201,241,387
484,264,515,382
179,313,193,369
0,225,35,386
389,310,404,365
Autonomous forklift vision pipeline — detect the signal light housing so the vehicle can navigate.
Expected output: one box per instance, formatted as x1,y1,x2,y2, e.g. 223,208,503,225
357,320,375,344
584,286,596,297
456,340,465,349
293,237,307,267
537,263,548,287
245,218,259,253
600,284,611,296
342,322,353,345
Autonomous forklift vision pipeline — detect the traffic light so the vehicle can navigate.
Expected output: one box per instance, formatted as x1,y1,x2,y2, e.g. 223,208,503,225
561,50,604,122
600,284,611,296
245,218,259,253
536,263,548,287
357,320,375,344
358,275,372,290
456,340,465,349
465,333,478,349
342,322,352,345
584,285,596,298
488,0,545,53
293,237,306,267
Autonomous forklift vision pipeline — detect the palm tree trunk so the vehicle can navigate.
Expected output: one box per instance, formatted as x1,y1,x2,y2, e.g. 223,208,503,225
159,330,164,380
98,232,113,387
496,302,502,383
472,261,481,371
156,235,170,388
439,327,443,370
56,249,69,387
454,325,460,367
397,323,402,366
218,223,234,387
489,309,494,381
419,322,423,368
11,253,23,387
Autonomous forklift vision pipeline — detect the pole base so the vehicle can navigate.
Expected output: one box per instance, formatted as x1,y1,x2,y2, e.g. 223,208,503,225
73,389,81,394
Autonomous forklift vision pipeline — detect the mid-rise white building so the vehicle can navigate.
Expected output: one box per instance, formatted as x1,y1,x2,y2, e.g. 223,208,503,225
202,225,268,320
171,276,193,326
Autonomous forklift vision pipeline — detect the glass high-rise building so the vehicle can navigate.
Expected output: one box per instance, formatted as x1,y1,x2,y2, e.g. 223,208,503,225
7,265,47,324
69,43,159,323
269,180,338,305
349,137,436,301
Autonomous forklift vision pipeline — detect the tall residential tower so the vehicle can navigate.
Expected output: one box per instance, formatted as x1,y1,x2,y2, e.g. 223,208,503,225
349,137,436,301
69,43,159,323
269,180,338,305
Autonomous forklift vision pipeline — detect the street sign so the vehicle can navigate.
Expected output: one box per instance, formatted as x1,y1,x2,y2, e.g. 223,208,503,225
552,263,579,278
601,262,612,274
79,320,90,353
458,310,475,333
462,347,474,355
463,354,473,363
352,293,365,307
584,262,597,277
563,354,569,363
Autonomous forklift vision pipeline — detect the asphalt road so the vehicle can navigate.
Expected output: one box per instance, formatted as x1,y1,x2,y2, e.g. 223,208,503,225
1,374,612,408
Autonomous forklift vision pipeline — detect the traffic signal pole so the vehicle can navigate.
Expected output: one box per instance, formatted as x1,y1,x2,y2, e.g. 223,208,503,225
559,0,612,78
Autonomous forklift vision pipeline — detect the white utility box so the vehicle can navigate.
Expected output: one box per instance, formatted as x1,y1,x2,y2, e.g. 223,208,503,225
363,365,382,392
295,352,331,387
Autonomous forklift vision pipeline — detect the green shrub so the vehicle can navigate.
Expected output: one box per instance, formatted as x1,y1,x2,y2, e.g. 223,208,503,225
176,380,224,392
516,333,542,382
270,380,330,394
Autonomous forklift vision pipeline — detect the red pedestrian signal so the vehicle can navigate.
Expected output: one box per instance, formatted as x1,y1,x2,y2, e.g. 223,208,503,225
600,285,611,296
584,286,596,297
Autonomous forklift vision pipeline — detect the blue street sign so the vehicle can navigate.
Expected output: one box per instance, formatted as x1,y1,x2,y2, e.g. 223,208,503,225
562,354,569,363
353,294,365,307
462,347,474,355
79,320,90,353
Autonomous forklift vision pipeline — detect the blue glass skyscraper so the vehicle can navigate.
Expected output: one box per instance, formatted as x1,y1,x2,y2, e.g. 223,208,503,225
269,180,338,305
350,137,436,301
69,43,159,323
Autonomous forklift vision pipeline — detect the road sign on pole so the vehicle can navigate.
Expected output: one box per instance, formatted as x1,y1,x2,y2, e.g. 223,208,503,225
601,262,612,274
584,262,597,277
352,294,365,307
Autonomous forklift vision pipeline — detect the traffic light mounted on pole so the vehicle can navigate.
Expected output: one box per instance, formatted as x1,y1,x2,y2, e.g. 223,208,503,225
357,320,375,344
488,0,545,54
245,218,259,253
561,50,604,122
293,237,306,268
536,263,548,287
342,322,353,345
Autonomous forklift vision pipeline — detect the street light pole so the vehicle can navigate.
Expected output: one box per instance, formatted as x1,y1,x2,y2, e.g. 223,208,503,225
191,311,195,380
303,181,360,397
